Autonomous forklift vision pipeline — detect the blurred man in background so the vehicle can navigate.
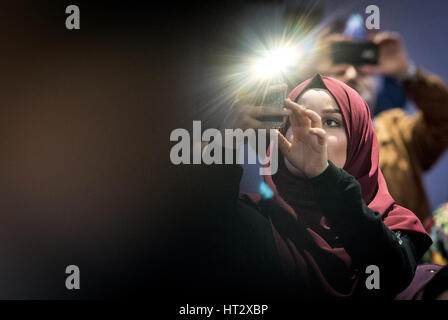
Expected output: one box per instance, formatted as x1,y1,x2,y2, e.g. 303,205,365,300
307,19,448,222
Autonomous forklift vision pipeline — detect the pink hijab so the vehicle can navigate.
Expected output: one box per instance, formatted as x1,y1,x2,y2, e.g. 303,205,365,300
241,74,431,297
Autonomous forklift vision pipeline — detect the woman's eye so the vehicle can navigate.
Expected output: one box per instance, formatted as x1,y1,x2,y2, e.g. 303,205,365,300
323,119,340,127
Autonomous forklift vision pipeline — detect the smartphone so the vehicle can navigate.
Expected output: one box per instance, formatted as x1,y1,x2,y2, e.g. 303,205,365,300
331,41,379,66
258,84,287,129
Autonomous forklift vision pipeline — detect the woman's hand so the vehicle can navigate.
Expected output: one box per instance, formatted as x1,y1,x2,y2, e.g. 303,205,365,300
277,99,329,178
219,84,291,149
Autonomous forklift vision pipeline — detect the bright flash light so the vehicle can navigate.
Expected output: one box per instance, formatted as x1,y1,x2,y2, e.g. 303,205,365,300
251,45,300,80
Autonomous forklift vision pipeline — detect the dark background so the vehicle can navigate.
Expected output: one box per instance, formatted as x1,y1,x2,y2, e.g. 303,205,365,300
0,0,447,299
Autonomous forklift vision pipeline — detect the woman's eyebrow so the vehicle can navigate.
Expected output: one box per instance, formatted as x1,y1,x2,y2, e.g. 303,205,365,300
321,108,342,114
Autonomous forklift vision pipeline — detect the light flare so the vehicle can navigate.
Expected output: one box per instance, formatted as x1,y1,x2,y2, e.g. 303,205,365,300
250,45,302,80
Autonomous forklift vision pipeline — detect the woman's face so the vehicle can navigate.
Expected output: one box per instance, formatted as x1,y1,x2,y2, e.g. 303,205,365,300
284,88,348,173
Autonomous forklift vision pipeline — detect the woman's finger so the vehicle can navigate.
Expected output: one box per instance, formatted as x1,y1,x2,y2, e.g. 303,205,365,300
305,109,323,129
276,130,292,155
285,99,308,127
284,99,301,128
309,128,327,146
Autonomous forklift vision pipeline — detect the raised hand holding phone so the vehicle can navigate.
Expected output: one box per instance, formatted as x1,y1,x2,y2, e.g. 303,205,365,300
277,99,329,178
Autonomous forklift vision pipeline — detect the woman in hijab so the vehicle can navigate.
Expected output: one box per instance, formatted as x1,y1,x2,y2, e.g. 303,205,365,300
193,74,431,299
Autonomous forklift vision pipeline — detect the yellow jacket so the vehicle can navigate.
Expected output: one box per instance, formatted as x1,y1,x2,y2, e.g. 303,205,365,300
374,70,448,221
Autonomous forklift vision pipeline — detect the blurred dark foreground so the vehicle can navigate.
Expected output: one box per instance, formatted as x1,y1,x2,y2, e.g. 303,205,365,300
0,0,296,300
